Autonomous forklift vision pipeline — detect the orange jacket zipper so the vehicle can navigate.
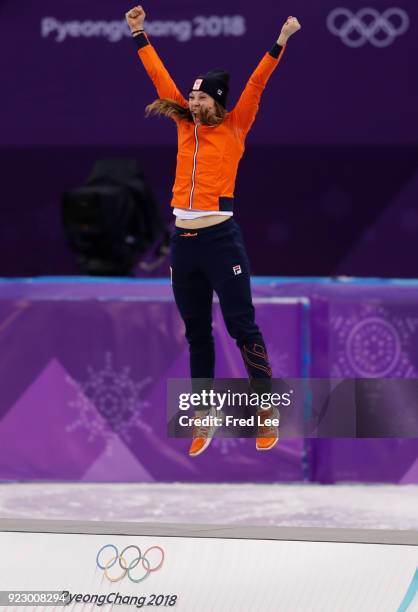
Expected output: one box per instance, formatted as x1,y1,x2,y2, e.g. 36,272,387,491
189,123,199,209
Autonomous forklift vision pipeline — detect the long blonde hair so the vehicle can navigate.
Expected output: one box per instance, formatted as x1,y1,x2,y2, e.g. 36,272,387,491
145,99,227,126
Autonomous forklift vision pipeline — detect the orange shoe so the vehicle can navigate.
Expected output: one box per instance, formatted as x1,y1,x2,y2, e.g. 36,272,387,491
188,408,219,457
256,407,280,451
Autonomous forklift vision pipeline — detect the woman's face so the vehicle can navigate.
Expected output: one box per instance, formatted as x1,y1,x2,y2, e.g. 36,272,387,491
188,91,216,122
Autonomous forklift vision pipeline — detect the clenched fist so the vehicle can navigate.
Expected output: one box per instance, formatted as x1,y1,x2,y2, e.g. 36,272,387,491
280,16,302,40
125,5,146,32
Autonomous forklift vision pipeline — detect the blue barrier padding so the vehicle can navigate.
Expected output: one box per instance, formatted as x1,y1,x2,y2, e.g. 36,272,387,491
2,276,418,286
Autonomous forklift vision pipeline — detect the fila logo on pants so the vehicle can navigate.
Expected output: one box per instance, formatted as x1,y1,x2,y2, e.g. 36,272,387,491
233,265,242,276
327,8,409,48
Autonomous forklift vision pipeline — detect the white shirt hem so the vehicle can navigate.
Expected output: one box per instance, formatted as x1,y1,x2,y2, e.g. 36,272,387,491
173,207,233,220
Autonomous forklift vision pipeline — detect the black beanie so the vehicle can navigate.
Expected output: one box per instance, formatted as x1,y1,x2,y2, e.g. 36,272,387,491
189,69,230,108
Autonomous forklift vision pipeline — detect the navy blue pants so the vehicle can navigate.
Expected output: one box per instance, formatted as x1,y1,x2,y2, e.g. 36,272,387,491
170,217,272,393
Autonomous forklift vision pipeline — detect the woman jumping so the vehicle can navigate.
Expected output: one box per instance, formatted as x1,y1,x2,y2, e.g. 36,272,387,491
125,6,301,456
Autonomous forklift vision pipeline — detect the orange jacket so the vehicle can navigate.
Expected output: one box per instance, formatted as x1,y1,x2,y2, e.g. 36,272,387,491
135,35,286,212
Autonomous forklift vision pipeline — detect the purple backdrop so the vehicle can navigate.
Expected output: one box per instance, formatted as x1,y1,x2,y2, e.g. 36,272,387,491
1,0,417,146
1,1,418,277
1,146,418,278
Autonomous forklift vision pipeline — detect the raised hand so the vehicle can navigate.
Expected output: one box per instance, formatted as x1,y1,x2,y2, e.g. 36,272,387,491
277,16,301,46
125,5,146,32
280,16,302,40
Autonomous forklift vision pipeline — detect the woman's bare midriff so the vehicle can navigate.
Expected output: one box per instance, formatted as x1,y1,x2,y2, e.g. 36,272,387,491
175,215,230,229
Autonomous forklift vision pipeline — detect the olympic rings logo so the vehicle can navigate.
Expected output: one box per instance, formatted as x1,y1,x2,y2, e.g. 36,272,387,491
96,544,165,583
327,8,409,47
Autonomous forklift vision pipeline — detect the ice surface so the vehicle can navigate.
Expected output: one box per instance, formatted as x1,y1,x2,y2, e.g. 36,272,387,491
0,483,417,530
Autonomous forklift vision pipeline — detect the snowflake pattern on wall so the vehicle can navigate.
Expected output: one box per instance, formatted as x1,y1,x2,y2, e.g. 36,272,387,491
330,303,418,378
67,352,152,452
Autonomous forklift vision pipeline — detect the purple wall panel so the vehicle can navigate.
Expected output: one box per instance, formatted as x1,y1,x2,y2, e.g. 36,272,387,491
0,286,306,482
253,278,418,482
1,278,418,483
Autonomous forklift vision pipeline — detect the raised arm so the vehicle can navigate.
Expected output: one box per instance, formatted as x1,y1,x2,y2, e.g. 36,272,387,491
230,16,301,135
125,6,188,107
